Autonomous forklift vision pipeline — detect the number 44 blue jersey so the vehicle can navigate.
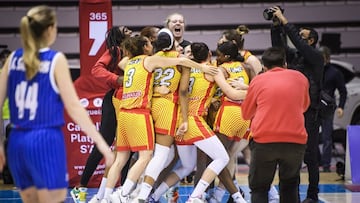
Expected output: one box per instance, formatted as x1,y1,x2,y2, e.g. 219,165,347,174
7,48,65,129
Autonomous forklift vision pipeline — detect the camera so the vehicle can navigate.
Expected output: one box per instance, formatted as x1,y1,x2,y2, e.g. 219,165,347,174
263,6,284,21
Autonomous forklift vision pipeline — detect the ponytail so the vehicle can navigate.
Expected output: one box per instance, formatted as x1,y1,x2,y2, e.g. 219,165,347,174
20,5,56,80
20,15,40,80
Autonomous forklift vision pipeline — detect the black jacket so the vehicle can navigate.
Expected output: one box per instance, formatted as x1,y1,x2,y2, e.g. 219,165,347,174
271,23,324,110
323,63,347,109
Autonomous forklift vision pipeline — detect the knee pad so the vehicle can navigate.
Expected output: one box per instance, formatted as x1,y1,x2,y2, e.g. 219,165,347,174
144,144,170,179
163,144,175,168
207,154,229,175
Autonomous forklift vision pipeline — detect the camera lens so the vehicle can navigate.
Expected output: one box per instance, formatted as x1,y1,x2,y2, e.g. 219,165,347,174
263,8,273,21
263,6,284,21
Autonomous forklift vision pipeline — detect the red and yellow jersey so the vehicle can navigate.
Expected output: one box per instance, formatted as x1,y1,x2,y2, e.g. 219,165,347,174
119,55,154,110
220,61,249,103
153,50,181,103
188,68,217,117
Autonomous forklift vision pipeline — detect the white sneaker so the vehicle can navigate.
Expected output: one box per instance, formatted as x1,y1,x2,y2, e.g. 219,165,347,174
186,197,206,203
109,192,121,203
119,193,131,203
111,188,130,203
70,187,81,203
233,196,247,203
100,198,109,203
268,185,280,203
130,196,146,203
186,194,207,203
130,185,141,199
89,195,101,203
70,187,87,203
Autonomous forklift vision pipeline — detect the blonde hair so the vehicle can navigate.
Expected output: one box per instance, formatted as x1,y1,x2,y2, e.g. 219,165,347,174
164,13,185,28
20,5,56,80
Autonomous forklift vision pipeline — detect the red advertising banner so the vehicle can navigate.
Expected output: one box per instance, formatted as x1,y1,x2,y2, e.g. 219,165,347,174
63,0,113,188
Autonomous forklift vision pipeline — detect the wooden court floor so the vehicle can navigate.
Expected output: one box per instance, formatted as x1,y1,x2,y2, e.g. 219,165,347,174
1,164,360,203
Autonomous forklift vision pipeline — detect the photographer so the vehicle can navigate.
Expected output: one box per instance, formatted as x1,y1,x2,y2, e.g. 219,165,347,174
268,6,324,203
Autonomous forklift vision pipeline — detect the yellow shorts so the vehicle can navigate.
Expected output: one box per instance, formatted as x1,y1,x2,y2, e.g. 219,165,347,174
151,97,179,136
213,101,251,141
116,109,155,151
176,116,215,145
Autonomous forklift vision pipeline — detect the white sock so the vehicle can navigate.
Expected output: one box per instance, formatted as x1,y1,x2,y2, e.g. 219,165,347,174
104,188,113,199
213,186,226,201
137,182,153,200
96,177,107,199
232,191,246,203
122,179,136,196
231,191,241,199
191,179,209,198
153,182,170,201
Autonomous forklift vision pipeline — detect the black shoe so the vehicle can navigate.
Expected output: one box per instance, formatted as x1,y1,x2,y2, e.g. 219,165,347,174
302,198,319,203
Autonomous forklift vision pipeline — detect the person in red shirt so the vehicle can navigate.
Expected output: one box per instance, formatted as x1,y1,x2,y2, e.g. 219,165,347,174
242,47,310,203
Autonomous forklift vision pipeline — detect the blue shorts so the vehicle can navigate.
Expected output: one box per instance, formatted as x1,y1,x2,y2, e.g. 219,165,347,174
7,127,68,190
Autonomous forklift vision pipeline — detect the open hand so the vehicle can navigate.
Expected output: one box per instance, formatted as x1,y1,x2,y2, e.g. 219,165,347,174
229,78,249,90
336,107,344,118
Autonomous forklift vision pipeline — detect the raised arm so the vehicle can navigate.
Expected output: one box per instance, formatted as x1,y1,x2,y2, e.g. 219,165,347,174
270,7,298,65
272,6,324,70
271,19,285,48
